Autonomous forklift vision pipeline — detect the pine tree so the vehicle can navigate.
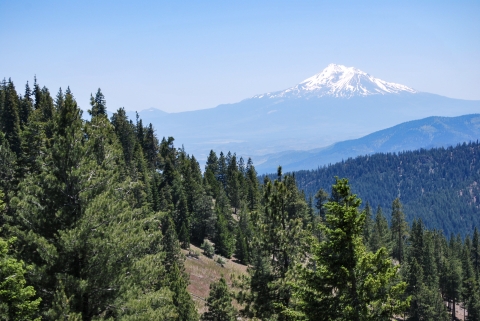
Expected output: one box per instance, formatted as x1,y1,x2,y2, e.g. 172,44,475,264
19,81,33,128
404,220,448,320
461,243,480,321
363,201,373,247
0,79,5,128
218,152,227,190
201,277,236,321
236,202,253,265
2,79,21,156
245,158,259,211
286,178,409,321
191,192,216,244
215,211,235,258
248,169,308,320
0,133,17,216
226,154,241,213
369,206,390,252
143,123,159,168
314,188,329,220
473,227,480,278
88,88,107,117
111,107,138,169
391,198,408,264
7,88,178,319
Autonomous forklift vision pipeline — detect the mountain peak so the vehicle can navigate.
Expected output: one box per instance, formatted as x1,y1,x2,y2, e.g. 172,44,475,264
255,64,416,99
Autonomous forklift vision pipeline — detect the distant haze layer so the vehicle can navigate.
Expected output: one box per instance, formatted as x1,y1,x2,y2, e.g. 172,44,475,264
130,64,480,168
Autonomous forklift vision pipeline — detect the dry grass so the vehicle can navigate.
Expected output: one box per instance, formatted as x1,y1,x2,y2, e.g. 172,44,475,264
183,244,248,314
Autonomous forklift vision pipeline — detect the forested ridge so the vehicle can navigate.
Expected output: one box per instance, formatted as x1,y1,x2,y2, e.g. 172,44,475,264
1,78,480,320
284,142,480,237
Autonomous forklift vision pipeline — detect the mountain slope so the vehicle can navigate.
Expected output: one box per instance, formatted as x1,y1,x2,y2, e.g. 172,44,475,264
255,114,480,173
133,64,480,163
274,141,480,237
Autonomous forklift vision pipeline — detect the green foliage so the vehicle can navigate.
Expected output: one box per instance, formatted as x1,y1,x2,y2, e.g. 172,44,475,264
368,206,391,254
287,178,409,321
215,211,235,258
289,142,480,237
248,169,308,320
390,198,408,263
2,79,21,156
0,236,41,321
201,277,236,321
88,88,107,117
202,239,215,258
3,78,479,320
216,256,227,267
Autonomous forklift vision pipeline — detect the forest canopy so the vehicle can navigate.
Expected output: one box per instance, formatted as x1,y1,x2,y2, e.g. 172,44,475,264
0,78,478,320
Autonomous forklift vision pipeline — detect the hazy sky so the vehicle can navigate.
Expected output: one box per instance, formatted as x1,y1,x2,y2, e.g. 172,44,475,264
1,1,479,113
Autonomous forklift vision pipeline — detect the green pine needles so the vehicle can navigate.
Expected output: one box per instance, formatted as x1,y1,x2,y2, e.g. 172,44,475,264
284,178,410,321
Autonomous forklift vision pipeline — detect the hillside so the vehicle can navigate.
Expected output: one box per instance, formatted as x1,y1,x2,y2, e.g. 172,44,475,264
254,114,480,173
284,141,480,237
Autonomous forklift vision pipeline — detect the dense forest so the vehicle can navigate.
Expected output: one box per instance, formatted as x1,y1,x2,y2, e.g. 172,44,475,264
283,142,480,237
1,78,480,320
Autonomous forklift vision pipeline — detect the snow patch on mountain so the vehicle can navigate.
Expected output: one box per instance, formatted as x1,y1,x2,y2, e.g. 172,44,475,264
254,64,417,99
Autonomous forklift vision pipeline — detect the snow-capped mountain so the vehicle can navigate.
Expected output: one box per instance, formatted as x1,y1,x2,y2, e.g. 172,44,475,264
255,63,417,99
137,64,480,168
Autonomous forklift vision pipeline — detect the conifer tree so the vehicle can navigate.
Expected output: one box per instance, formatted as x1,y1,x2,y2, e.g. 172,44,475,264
205,150,221,199
362,201,373,246
445,240,463,320
404,220,448,320
369,206,390,252
19,81,33,128
236,202,253,265
111,108,137,169
473,227,480,278
201,277,236,321
2,79,21,156
245,158,259,211
248,168,308,320
0,79,5,127
0,133,17,214
226,154,241,212
191,192,216,244
286,178,409,321
391,198,408,264
161,215,198,321
218,152,227,190
215,211,235,258
314,188,329,220
461,243,480,320
88,88,107,117
7,88,180,319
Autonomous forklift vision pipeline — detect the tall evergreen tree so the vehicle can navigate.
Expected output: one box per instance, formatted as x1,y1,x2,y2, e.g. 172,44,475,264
19,81,33,128
248,169,308,320
369,206,390,252
245,158,259,211
362,201,373,247
201,277,236,321
391,198,408,264
473,227,480,278
286,178,409,321
88,88,107,117
2,79,21,156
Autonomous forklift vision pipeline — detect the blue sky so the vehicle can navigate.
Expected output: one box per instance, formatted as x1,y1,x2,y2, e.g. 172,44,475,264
1,0,479,112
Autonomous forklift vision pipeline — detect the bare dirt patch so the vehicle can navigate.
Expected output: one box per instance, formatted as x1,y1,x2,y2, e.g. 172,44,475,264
183,244,248,314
